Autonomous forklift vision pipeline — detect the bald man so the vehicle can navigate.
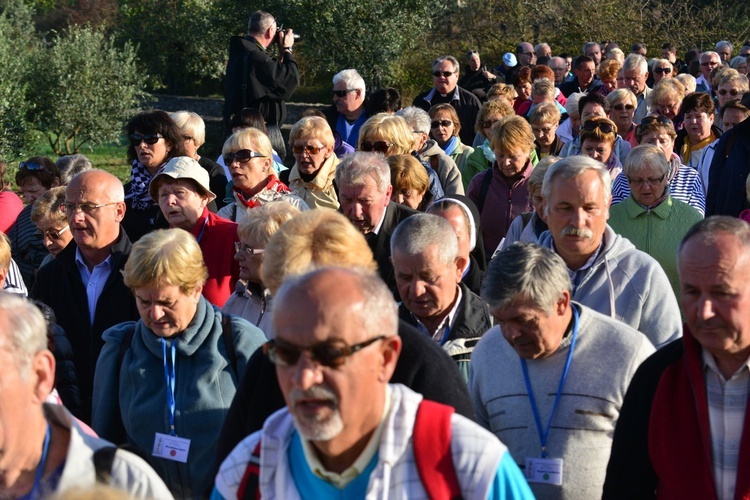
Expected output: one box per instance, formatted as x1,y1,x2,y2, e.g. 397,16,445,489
32,170,139,423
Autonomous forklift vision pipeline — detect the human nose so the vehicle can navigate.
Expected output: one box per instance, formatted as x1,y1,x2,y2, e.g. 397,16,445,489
570,207,587,227
291,352,324,391
410,279,426,298
150,305,165,321
696,294,716,321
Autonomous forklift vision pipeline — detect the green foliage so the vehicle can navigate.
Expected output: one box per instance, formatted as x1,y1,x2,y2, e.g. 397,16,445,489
26,25,147,155
0,0,35,159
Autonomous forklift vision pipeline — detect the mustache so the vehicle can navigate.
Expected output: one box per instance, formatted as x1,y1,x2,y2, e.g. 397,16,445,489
560,226,594,239
290,385,338,407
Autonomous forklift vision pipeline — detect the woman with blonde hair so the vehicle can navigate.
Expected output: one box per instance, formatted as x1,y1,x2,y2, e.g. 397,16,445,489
217,128,307,223
607,89,638,147
92,228,266,497
282,116,340,210
649,77,687,130
388,154,431,211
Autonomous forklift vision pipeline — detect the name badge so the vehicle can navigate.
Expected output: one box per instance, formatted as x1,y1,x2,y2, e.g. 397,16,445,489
525,457,563,485
152,432,191,463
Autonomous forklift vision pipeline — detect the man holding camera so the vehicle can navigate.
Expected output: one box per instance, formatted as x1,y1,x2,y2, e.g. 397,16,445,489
223,10,299,132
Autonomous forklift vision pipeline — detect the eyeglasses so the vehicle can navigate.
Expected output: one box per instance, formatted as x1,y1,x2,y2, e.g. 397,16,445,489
360,141,393,153
292,145,325,155
223,149,265,165
129,133,164,146
333,89,357,98
654,67,672,74
234,242,265,256
613,104,636,111
627,174,666,186
263,335,386,368
483,119,499,129
19,162,54,176
718,88,742,97
700,61,719,67
433,71,455,78
430,119,453,129
521,51,536,56
35,225,69,240
61,202,119,215
582,120,615,134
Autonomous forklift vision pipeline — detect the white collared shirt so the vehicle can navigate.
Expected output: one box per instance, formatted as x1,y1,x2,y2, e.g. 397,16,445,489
412,285,463,344
702,349,750,500
75,247,114,325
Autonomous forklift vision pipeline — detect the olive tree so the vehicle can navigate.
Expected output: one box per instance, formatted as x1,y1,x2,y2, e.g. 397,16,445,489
26,25,147,155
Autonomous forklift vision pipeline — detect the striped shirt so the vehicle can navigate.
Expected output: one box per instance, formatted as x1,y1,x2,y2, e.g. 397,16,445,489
611,157,706,216
702,350,750,500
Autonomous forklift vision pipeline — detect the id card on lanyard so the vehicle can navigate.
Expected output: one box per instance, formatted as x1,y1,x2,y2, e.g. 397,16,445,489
522,307,579,485
152,339,191,463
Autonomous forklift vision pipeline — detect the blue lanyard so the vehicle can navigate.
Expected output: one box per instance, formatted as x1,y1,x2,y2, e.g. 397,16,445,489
162,339,177,436
195,216,209,243
520,306,579,458
439,324,452,346
30,425,51,497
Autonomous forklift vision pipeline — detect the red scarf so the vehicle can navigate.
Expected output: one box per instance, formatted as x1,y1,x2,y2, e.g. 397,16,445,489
233,175,290,209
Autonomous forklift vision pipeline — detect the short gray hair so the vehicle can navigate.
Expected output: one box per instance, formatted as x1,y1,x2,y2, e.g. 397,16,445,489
335,151,391,194
397,106,431,135
676,73,697,93
542,156,611,213
171,110,206,148
623,144,670,177
247,10,275,37
679,216,750,255
607,88,637,108
274,266,398,339
390,213,458,265
333,69,366,93
482,242,572,312
531,78,555,98
623,54,648,74
56,154,92,185
701,51,720,63
433,55,459,75
0,294,48,378
583,41,600,55
716,41,734,54
565,92,585,118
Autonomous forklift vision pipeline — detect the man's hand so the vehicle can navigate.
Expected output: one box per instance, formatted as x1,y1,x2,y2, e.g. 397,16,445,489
278,28,295,50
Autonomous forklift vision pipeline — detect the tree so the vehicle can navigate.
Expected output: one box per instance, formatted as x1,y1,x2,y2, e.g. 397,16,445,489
26,25,147,155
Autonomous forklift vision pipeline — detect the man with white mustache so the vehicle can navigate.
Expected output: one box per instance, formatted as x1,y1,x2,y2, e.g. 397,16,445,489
213,267,533,499
537,156,681,349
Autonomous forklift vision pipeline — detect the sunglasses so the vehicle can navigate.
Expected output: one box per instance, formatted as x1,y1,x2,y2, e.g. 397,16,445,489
613,104,635,111
129,133,164,146
35,225,69,240
640,115,673,126
292,145,325,155
654,67,672,74
627,174,666,186
433,71,455,78
263,336,386,368
223,149,265,165
20,162,55,176
582,120,615,134
61,202,119,215
718,88,742,97
234,242,265,256
431,120,453,129
333,89,357,98
360,141,393,153
483,119,499,129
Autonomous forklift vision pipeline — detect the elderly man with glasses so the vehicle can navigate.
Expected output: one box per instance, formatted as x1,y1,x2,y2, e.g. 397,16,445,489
32,169,139,424
413,55,482,146
322,68,368,148
696,51,721,93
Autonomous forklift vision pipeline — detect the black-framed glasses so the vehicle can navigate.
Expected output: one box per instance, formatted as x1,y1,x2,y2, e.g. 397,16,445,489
129,133,163,146
35,225,69,240
360,141,393,153
263,335,387,368
431,120,452,129
718,88,741,97
223,149,265,165
433,71,455,78
627,174,667,186
654,67,672,74
613,104,635,111
61,202,119,215
19,162,54,176
234,242,265,256
292,145,325,155
333,89,357,98
582,120,615,134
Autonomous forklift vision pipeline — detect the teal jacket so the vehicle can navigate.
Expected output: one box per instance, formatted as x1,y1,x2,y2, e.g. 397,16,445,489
92,296,267,498
608,194,703,301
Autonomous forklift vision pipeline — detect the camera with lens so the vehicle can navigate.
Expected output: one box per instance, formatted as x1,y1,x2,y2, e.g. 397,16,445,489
276,24,301,41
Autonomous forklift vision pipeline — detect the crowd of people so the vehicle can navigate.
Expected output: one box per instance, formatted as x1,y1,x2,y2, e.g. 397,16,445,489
1,8,750,499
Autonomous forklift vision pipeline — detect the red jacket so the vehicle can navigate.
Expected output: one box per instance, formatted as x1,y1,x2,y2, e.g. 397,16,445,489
189,208,240,308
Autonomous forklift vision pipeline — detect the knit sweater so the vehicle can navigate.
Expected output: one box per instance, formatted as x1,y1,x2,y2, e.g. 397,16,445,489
538,225,682,348
469,303,655,499
608,195,703,302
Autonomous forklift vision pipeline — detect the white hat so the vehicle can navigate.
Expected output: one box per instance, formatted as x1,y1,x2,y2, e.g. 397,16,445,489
149,156,217,201
503,53,518,67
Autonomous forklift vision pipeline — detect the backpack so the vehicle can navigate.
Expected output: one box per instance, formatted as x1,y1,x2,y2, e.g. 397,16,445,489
235,399,462,499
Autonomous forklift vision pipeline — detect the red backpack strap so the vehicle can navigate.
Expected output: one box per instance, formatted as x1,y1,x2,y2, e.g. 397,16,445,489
413,399,462,499
237,440,262,500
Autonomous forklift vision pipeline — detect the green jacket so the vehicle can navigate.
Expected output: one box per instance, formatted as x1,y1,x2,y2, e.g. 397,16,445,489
608,194,703,300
